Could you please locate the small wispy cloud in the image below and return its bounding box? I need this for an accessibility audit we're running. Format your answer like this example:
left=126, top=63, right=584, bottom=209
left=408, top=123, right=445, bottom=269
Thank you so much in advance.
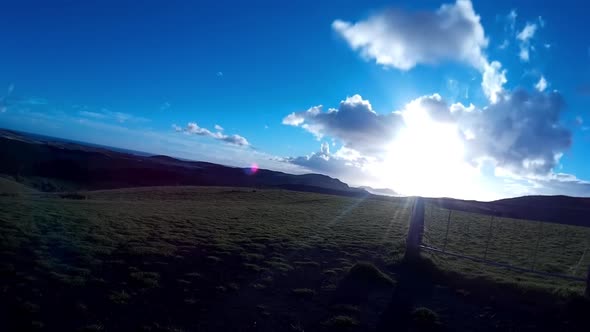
left=175, top=122, right=250, bottom=147
left=0, top=84, right=13, bottom=113
left=535, top=76, right=548, bottom=92
left=516, top=22, right=538, bottom=62
left=507, top=9, right=517, bottom=32
left=160, top=102, right=171, bottom=111
left=216, top=71, right=223, bottom=77
left=78, top=108, right=149, bottom=124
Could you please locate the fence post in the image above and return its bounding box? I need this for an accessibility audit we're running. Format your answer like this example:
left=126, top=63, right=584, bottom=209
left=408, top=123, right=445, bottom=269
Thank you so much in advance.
left=442, top=210, right=452, bottom=252
left=531, top=222, right=544, bottom=271
left=405, top=197, right=425, bottom=260
left=483, top=216, right=494, bottom=261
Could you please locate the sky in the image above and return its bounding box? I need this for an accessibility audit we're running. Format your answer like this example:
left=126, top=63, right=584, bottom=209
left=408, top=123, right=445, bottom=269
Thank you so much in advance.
left=1, top=0, right=590, bottom=200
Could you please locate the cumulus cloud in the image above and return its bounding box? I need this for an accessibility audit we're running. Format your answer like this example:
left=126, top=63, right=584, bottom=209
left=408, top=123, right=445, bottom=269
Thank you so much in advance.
left=218, top=134, right=249, bottom=146
left=457, top=90, right=570, bottom=176
left=535, top=76, right=548, bottom=92
left=332, top=0, right=506, bottom=103
left=285, top=90, right=571, bottom=178
left=175, top=122, right=250, bottom=147
left=282, top=94, right=404, bottom=154
left=283, top=142, right=375, bottom=185
left=516, top=22, right=537, bottom=62
left=482, top=61, right=507, bottom=103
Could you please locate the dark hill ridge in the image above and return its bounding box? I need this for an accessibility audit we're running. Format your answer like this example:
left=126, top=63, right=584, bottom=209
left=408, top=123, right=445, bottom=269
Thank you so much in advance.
left=3, top=128, right=590, bottom=226
left=0, top=129, right=369, bottom=197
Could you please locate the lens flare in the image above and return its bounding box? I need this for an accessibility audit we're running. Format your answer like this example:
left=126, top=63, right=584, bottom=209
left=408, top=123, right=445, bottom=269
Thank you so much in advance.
left=244, top=163, right=259, bottom=175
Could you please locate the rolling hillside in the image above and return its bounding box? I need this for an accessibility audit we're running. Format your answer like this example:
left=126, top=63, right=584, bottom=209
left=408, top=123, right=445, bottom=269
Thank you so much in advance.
left=0, top=129, right=368, bottom=197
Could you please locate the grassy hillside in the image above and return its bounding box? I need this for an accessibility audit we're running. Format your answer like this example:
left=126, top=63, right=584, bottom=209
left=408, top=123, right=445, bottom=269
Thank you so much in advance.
left=0, top=176, right=37, bottom=194
left=423, top=204, right=590, bottom=290
left=1, top=187, right=588, bottom=331
left=0, top=187, right=408, bottom=331
left=0, top=130, right=369, bottom=197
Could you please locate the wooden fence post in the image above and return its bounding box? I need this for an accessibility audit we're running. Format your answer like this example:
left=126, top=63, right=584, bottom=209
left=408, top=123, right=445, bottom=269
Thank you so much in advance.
left=585, top=265, right=590, bottom=298
left=405, top=197, right=425, bottom=260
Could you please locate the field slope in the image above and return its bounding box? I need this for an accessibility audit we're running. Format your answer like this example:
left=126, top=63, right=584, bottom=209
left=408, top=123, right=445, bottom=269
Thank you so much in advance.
left=1, top=187, right=589, bottom=331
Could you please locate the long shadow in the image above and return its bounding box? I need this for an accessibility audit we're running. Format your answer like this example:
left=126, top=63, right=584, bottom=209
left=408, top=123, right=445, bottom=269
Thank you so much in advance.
left=376, top=259, right=441, bottom=332
left=377, top=257, right=590, bottom=332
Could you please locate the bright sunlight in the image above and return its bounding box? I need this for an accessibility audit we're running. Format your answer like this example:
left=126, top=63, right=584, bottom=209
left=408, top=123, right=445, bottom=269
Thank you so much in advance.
left=369, top=102, right=480, bottom=198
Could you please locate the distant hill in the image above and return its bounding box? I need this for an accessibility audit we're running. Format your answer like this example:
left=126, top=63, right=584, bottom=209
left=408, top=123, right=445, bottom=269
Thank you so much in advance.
left=359, top=186, right=399, bottom=196
left=427, top=195, right=590, bottom=227
left=494, top=195, right=590, bottom=210
left=0, top=129, right=369, bottom=197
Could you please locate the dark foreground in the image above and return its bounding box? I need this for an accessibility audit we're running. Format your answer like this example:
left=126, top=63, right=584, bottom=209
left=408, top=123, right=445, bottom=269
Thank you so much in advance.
left=1, top=186, right=589, bottom=331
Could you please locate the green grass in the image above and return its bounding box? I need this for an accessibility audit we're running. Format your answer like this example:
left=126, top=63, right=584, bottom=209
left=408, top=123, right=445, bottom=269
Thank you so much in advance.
left=0, top=176, right=37, bottom=195
left=0, top=186, right=406, bottom=331
left=1, top=185, right=588, bottom=331
left=345, top=262, right=396, bottom=287
left=423, top=204, right=590, bottom=291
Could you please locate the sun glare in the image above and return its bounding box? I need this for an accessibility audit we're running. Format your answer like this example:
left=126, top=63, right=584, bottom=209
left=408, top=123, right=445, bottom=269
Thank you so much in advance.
left=370, top=106, right=480, bottom=198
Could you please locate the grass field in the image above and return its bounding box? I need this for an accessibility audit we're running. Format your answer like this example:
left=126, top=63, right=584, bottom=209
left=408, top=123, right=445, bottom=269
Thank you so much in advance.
left=0, top=186, right=409, bottom=331
left=423, top=204, right=590, bottom=292
left=1, top=185, right=589, bottom=331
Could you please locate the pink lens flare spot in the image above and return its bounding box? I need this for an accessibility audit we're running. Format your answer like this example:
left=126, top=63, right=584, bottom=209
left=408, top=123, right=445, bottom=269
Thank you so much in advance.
left=244, top=163, right=259, bottom=175
left=250, top=163, right=259, bottom=174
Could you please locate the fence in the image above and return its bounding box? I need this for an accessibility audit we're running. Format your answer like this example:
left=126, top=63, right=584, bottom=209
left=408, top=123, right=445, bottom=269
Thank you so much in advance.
left=405, top=197, right=590, bottom=296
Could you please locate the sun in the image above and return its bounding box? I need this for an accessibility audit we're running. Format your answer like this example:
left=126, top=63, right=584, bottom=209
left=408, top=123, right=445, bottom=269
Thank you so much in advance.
left=369, top=105, right=480, bottom=198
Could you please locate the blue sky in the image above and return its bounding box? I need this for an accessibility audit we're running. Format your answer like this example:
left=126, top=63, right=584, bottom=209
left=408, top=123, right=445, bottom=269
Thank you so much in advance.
left=1, top=0, right=590, bottom=199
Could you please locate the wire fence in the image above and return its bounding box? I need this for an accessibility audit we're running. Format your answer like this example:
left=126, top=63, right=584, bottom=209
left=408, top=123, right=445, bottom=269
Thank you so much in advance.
left=407, top=198, right=590, bottom=292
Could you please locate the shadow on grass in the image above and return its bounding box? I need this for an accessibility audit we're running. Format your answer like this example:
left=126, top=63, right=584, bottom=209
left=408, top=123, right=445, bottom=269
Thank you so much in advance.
left=377, top=256, right=590, bottom=332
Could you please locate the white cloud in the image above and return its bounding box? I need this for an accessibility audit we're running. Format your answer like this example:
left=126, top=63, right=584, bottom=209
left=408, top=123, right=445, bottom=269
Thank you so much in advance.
left=79, top=108, right=148, bottom=124
left=214, top=124, right=224, bottom=131
left=332, top=0, right=487, bottom=70
left=282, top=94, right=404, bottom=154
left=285, top=90, right=571, bottom=178
left=516, top=22, right=537, bottom=62
left=0, top=84, right=12, bottom=113
left=517, top=23, right=537, bottom=42
left=457, top=90, right=570, bottom=176
left=481, top=61, right=507, bottom=103
left=535, top=76, right=548, bottom=92
left=160, top=102, right=171, bottom=111
left=332, top=0, right=506, bottom=103
left=519, top=48, right=530, bottom=62
left=176, top=122, right=250, bottom=147
left=507, top=9, right=518, bottom=31
left=283, top=143, right=377, bottom=186
left=186, top=122, right=213, bottom=136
